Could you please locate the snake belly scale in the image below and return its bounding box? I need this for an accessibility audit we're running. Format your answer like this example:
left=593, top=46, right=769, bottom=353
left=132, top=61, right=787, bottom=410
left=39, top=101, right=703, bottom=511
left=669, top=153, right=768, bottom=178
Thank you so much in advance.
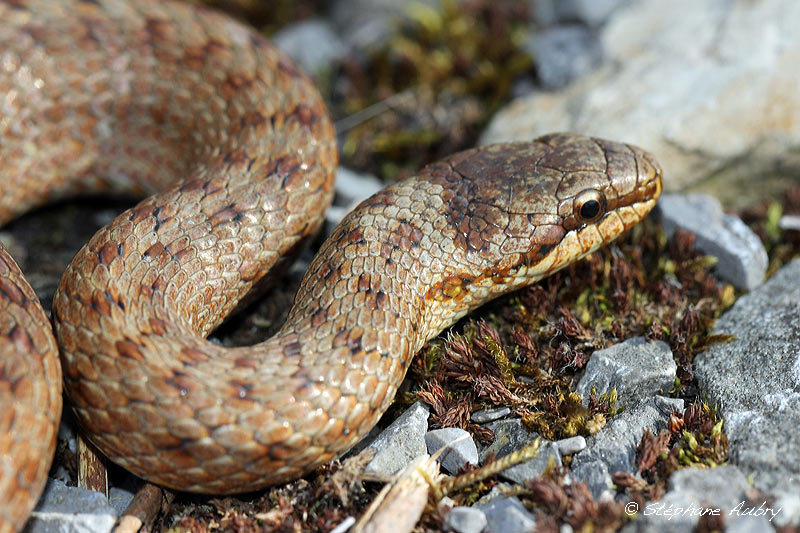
left=0, top=0, right=663, bottom=530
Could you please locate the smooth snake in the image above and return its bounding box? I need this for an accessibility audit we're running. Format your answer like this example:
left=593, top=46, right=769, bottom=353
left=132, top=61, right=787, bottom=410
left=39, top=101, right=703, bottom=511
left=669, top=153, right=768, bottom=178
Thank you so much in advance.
left=0, top=0, right=663, bottom=530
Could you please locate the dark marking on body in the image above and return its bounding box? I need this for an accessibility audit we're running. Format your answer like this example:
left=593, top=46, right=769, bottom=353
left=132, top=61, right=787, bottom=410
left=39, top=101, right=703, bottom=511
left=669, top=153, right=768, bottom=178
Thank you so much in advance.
left=115, top=338, right=145, bottom=361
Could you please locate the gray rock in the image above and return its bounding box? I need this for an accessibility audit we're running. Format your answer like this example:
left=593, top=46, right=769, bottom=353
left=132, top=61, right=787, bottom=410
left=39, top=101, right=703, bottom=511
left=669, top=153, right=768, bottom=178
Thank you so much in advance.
left=108, top=487, right=135, bottom=518
left=726, top=515, right=776, bottom=533
left=525, top=25, right=603, bottom=89
left=571, top=396, right=684, bottom=499
left=504, top=441, right=561, bottom=486
left=780, top=215, right=800, bottom=231
left=476, top=495, right=536, bottom=533
left=529, top=0, right=624, bottom=27
left=479, top=419, right=537, bottom=463
left=623, top=465, right=778, bottom=532
left=556, top=0, right=627, bottom=26
left=480, top=419, right=561, bottom=484
left=443, top=506, right=487, bottom=533
left=471, top=407, right=511, bottom=424
left=657, top=194, right=767, bottom=290
left=331, top=0, right=438, bottom=50
left=23, top=478, right=116, bottom=533
left=334, top=167, right=384, bottom=205
left=772, top=493, right=800, bottom=528
left=695, top=259, right=800, bottom=506
left=326, top=167, right=385, bottom=225
left=272, top=19, right=347, bottom=76
left=482, top=0, right=800, bottom=195
left=576, top=337, right=676, bottom=409
left=528, top=0, right=559, bottom=26
left=555, top=436, right=587, bottom=456
left=364, top=401, right=430, bottom=475
left=425, top=428, right=479, bottom=474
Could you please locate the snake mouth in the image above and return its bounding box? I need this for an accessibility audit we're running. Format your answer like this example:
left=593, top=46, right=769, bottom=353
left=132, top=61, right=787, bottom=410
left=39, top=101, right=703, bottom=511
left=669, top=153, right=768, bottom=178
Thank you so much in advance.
left=533, top=179, right=662, bottom=280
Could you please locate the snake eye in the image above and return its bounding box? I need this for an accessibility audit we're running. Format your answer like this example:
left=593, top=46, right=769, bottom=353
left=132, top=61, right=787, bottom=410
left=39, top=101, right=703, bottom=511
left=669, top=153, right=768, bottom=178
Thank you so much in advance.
left=574, top=189, right=606, bottom=224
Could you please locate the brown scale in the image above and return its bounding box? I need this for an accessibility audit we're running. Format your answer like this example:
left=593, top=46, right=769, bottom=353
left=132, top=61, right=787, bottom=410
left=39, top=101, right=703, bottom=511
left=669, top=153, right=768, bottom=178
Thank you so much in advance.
left=0, top=0, right=662, bottom=530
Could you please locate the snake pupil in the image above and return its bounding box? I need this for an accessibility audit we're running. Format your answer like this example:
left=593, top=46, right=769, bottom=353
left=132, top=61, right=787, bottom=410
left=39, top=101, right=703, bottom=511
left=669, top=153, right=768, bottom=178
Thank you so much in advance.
left=580, top=199, right=601, bottom=220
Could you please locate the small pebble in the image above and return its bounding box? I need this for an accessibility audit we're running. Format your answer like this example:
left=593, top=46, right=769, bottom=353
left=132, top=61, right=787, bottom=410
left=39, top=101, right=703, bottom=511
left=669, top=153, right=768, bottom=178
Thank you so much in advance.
left=477, top=495, right=537, bottom=533
left=364, top=402, right=429, bottom=475
left=657, top=193, right=767, bottom=290
left=555, top=436, right=587, bottom=456
left=443, top=506, right=487, bottom=533
left=779, top=214, right=800, bottom=231
left=425, top=428, right=479, bottom=474
left=26, top=479, right=117, bottom=533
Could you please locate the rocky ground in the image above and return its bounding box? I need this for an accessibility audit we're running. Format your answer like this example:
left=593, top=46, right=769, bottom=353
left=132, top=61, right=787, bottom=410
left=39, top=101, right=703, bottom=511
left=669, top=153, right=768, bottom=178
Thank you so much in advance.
left=3, top=0, right=800, bottom=532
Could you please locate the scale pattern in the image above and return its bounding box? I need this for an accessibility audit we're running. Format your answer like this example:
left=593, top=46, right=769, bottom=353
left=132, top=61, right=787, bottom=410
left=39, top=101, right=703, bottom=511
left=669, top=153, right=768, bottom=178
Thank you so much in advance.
left=0, top=0, right=663, bottom=530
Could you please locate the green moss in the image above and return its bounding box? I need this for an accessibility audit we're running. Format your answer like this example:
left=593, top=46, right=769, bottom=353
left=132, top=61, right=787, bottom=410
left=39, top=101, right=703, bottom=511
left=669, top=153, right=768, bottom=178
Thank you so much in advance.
left=330, top=0, right=533, bottom=179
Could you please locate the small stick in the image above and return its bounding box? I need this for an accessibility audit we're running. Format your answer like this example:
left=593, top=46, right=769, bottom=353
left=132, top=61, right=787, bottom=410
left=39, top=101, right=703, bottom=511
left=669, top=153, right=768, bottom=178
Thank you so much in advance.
left=113, top=483, right=173, bottom=533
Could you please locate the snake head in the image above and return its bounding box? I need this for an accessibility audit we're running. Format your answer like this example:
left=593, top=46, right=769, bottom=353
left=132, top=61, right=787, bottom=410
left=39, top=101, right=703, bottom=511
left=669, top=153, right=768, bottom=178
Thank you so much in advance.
left=435, top=132, right=663, bottom=294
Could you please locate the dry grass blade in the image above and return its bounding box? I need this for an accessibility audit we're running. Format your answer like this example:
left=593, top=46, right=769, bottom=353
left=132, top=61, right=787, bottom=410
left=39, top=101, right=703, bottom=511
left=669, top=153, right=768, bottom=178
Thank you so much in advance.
left=438, top=438, right=541, bottom=498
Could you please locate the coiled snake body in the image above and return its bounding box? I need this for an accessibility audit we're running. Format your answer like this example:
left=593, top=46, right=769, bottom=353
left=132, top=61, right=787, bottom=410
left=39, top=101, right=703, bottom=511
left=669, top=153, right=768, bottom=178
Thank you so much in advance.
left=0, top=0, right=663, bottom=530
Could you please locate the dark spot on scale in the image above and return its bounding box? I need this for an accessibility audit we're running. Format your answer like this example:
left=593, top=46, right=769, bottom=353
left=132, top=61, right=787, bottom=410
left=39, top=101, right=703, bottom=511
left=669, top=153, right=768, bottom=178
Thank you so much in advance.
left=229, top=379, right=254, bottom=392
left=249, top=34, right=266, bottom=49
left=284, top=341, right=302, bottom=358
left=539, top=242, right=556, bottom=257
left=276, top=55, right=302, bottom=79
left=348, top=337, right=362, bottom=353
left=376, top=290, right=388, bottom=307
left=10, top=326, right=33, bottom=354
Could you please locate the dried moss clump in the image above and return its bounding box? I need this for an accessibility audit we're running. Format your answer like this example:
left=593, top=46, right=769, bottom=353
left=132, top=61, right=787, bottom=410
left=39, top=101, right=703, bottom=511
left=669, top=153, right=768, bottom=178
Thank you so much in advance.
left=740, top=185, right=800, bottom=276
left=164, top=451, right=381, bottom=532
left=614, top=401, right=728, bottom=503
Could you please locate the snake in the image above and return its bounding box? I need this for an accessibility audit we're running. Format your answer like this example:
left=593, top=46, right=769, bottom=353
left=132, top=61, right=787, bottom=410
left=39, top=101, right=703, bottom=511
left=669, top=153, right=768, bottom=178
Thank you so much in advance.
left=0, top=0, right=663, bottom=530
